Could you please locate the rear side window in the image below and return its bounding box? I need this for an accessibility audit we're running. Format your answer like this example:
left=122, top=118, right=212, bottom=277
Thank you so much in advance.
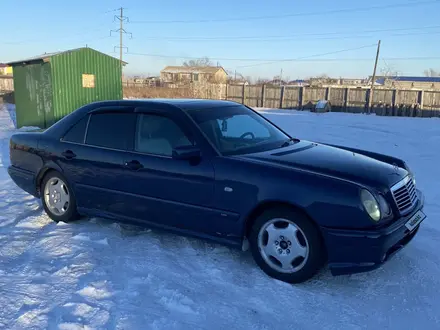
left=85, top=112, right=136, bottom=150
left=63, top=115, right=89, bottom=143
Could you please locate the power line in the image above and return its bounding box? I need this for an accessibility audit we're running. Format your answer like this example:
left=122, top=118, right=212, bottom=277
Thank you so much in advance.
left=133, top=30, right=440, bottom=43
left=236, top=44, right=379, bottom=68
left=4, top=21, right=440, bottom=47
left=133, top=24, right=440, bottom=41
left=2, top=28, right=108, bottom=45
left=125, top=44, right=376, bottom=63
left=3, top=8, right=122, bottom=45
left=104, top=7, right=127, bottom=14
left=124, top=52, right=440, bottom=63
left=130, top=1, right=439, bottom=24
left=6, top=24, right=440, bottom=47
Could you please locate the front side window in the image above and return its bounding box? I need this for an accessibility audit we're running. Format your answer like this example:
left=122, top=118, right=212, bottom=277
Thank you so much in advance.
left=85, top=112, right=136, bottom=150
left=135, top=114, right=193, bottom=156
left=186, top=105, right=291, bottom=155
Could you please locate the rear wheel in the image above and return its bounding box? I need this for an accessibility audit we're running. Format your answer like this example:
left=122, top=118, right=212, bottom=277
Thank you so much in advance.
left=249, top=207, right=325, bottom=284
left=41, top=171, right=79, bottom=222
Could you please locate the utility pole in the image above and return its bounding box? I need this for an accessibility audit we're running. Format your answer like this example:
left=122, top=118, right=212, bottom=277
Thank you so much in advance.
left=110, top=7, right=132, bottom=76
left=368, top=40, right=381, bottom=114
left=119, top=7, right=123, bottom=66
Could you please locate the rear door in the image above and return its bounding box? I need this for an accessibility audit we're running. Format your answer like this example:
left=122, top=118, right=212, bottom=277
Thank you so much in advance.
left=58, top=107, right=137, bottom=217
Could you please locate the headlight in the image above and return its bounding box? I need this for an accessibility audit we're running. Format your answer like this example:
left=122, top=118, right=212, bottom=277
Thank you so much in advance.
left=360, top=189, right=381, bottom=222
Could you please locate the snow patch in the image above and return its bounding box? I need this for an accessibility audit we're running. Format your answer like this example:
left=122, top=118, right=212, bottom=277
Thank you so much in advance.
left=72, top=233, right=92, bottom=242
left=77, top=282, right=113, bottom=300
left=157, top=288, right=198, bottom=315
left=72, top=233, right=109, bottom=245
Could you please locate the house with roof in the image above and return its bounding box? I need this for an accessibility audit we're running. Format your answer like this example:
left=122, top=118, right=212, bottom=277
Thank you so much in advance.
left=160, top=66, right=228, bottom=84
left=287, top=79, right=310, bottom=87
left=371, top=76, right=440, bottom=90
left=0, top=63, right=13, bottom=75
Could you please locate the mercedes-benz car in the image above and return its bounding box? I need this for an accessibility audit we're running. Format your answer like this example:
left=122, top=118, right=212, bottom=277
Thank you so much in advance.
left=7, top=99, right=426, bottom=283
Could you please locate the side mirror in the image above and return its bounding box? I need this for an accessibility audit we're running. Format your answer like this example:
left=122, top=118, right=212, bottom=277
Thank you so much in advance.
left=172, top=145, right=201, bottom=160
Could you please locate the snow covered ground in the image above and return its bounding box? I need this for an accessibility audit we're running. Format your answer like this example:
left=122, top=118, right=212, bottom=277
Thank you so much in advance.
left=0, top=103, right=439, bottom=329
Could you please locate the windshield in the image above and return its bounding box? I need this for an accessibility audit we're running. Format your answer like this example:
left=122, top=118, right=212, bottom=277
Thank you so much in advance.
left=186, top=105, right=292, bottom=155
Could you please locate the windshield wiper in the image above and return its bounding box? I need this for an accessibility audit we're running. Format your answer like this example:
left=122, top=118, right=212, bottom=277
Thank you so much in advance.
left=280, top=137, right=300, bottom=148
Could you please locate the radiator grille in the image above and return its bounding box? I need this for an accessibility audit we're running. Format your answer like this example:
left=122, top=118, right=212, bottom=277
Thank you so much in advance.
left=391, top=176, right=417, bottom=213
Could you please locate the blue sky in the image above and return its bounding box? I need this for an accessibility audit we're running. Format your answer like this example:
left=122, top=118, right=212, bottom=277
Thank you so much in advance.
left=2, top=0, right=440, bottom=80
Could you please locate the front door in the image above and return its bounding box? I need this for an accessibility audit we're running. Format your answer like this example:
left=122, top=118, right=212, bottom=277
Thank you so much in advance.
left=118, top=111, right=217, bottom=234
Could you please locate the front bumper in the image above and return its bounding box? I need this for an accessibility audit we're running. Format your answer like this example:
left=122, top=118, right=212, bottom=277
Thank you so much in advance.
left=321, top=190, right=426, bottom=276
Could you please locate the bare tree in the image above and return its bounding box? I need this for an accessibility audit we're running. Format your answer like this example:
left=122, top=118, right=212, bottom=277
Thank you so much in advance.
left=255, top=78, right=270, bottom=85
left=309, top=73, right=332, bottom=86
left=378, top=62, right=401, bottom=88
left=226, top=70, right=243, bottom=80
left=183, top=57, right=213, bottom=67
left=424, top=68, right=440, bottom=77
left=380, top=63, right=399, bottom=78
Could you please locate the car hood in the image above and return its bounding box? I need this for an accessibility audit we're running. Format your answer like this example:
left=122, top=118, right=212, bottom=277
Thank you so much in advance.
left=238, top=140, right=408, bottom=189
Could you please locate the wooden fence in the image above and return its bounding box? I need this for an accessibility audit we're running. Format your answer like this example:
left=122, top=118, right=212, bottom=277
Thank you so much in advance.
left=225, top=84, right=440, bottom=117
left=124, top=82, right=440, bottom=117
left=4, top=74, right=440, bottom=117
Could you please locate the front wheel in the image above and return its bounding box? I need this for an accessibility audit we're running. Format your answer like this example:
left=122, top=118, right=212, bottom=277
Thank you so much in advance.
left=249, top=207, right=325, bottom=284
left=41, top=171, right=79, bottom=223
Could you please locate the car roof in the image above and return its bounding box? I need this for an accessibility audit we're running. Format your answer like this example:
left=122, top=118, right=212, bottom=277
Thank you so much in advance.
left=44, top=99, right=243, bottom=138
left=86, top=98, right=241, bottom=113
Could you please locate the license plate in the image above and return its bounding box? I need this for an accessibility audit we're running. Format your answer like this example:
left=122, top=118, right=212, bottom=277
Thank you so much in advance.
left=405, top=210, right=426, bottom=231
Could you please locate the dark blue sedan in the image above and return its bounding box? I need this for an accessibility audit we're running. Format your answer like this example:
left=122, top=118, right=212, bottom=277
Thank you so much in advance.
left=8, top=99, right=426, bottom=283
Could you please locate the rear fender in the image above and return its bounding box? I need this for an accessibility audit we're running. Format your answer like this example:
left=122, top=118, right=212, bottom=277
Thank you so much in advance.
left=35, top=161, right=64, bottom=194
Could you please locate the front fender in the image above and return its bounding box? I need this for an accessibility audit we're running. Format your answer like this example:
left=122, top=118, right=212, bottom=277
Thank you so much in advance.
left=242, top=170, right=377, bottom=233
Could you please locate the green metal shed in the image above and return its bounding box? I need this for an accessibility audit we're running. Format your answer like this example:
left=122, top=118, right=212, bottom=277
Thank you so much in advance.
left=7, top=47, right=126, bottom=128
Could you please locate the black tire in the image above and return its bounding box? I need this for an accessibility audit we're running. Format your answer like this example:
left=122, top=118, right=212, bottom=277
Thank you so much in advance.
left=249, top=207, right=325, bottom=284
left=40, top=170, right=79, bottom=223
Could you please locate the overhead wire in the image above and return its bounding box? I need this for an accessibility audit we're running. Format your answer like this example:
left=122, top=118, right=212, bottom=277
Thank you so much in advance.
left=125, top=44, right=377, bottom=63
left=1, top=8, right=120, bottom=46
left=132, top=25, right=440, bottom=41
left=4, top=1, right=439, bottom=73
left=129, top=1, right=440, bottom=24
left=235, top=44, right=379, bottom=68
left=134, top=30, right=440, bottom=43
left=124, top=51, right=440, bottom=66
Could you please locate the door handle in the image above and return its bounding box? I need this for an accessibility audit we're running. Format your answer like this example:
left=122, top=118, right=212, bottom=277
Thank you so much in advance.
left=124, top=160, right=143, bottom=170
left=62, top=150, right=76, bottom=159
